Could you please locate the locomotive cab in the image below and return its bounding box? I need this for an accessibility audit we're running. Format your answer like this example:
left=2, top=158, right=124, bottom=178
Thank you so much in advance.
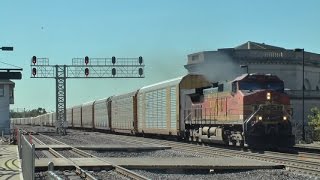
left=234, top=74, right=295, bottom=147
left=186, top=73, right=295, bottom=148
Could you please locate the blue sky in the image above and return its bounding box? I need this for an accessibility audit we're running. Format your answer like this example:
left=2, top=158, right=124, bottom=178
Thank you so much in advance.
left=1, top=0, right=319, bottom=112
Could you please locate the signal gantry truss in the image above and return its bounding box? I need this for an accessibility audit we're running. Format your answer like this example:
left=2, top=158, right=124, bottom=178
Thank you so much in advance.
left=31, top=56, right=145, bottom=135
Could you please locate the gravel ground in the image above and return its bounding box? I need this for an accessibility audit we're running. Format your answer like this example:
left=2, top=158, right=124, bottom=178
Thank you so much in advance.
left=35, top=150, right=47, bottom=158
left=28, top=127, right=320, bottom=180
left=35, top=170, right=82, bottom=180
left=56, top=150, right=82, bottom=158
left=132, top=169, right=319, bottom=180
left=35, top=170, right=132, bottom=180
left=33, top=134, right=56, bottom=145
left=85, top=149, right=198, bottom=158
left=45, top=131, right=137, bottom=146
left=91, top=170, right=130, bottom=180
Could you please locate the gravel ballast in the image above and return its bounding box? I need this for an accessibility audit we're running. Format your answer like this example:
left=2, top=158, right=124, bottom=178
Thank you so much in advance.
left=132, top=169, right=319, bottom=180
left=28, top=127, right=320, bottom=180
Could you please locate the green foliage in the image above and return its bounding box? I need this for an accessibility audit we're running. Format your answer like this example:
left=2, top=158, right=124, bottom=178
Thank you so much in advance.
left=10, top=108, right=47, bottom=118
left=308, top=107, right=320, bottom=141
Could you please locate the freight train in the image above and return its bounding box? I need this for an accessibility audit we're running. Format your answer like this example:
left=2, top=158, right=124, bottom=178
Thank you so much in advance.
left=12, top=73, right=295, bottom=148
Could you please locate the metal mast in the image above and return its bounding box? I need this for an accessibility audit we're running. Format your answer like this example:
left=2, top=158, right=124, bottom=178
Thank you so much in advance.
left=31, top=56, right=145, bottom=135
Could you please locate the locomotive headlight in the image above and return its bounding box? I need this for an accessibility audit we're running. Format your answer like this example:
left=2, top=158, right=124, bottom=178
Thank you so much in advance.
left=283, top=116, right=287, bottom=120
left=258, top=116, right=263, bottom=120
left=266, top=92, right=271, bottom=100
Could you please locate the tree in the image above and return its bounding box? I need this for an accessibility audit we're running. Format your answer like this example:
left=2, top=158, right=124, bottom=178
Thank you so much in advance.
left=10, top=108, right=47, bottom=118
left=308, top=107, right=320, bottom=141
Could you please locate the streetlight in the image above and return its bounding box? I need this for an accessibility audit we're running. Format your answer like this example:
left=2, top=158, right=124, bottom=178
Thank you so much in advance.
left=294, top=48, right=305, bottom=141
left=0, top=47, right=14, bottom=51
left=240, top=65, right=249, bottom=74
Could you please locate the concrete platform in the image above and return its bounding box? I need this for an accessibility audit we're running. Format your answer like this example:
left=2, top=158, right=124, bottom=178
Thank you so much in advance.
left=295, top=142, right=320, bottom=150
left=35, top=157, right=284, bottom=171
left=35, top=145, right=171, bottom=151
left=0, top=145, right=22, bottom=180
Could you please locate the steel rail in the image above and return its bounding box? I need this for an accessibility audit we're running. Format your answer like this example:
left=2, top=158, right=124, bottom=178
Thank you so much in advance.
left=37, top=133, right=150, bottom=180
left=30, top=134, right=98, bottom=180
left=103, top=133, right=320, bottom=177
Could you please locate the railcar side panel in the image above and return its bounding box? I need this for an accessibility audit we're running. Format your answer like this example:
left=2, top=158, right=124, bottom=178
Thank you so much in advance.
left=72, top=105, right=82, bottom=128
left=94, top=98, right=110, bottom=130
left=66, top=108, right=73, bottom=128
left=82, top=101, right=95, bottom=128
left=137, top=85, right=179, bottom=135
left=111, top=92, right=137, bottom=133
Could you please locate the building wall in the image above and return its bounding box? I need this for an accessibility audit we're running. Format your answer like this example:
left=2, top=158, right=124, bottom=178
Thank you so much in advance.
left=0, top=83, right=11, bottom=134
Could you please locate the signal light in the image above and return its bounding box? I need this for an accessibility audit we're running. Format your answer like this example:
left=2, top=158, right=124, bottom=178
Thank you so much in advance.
left=112, top=56, right=116, bottom=64
left=112, top=68, right=116, bottom=76
left=85, top=68, right=89, bottom=76
left=266, top=92, right=271, bottom=100
left=85, top=56, right=89, bottom=65
left=32, top=56, right=37, bottom=64
left=32, top=68, right=37, bottom=76
left=138, top=56, right=143, bottom=64
left=139, top=68, right=143, bottom=76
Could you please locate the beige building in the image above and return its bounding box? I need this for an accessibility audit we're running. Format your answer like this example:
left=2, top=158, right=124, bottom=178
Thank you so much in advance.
left=184, top=41, right=320, bottom=141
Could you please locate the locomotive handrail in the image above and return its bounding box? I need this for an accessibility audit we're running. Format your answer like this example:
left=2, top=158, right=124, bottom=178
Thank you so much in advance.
left=243, top=105, right=262, bottom=134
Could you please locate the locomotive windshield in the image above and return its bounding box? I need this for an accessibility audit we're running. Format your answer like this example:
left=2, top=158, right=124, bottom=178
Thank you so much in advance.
left=238, top=81, right=284, bottom=92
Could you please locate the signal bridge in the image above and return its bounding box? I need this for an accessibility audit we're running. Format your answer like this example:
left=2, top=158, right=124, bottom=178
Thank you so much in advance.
left=31, top=56, right=145, bottom=135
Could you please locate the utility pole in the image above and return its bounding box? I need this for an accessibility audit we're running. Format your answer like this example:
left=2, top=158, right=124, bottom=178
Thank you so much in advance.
left=31, top=56, right=145, bottom=135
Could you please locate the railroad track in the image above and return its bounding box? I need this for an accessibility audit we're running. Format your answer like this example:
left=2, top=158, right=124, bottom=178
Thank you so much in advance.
left=31, top=132, right=150, bottom=180
left=20, top=127, right=320, bottom=177
left=98, top=133, right=320, bottom=177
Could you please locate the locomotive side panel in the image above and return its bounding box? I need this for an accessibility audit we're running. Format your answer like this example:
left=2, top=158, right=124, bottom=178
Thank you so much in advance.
left=200, top=91, right=244, bottom=124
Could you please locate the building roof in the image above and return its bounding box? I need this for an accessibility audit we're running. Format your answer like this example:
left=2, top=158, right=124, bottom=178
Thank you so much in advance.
left=0, top=80, right=15, bottom=85
left=234, top=41, right=285, bottom=50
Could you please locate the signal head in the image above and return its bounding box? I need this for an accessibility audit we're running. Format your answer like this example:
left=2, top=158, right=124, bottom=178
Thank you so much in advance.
left=85, top=56, right=89, bottom=65
left=112, top=68, right=116, bottom=76
left=112, top=56, right=116, bottom=64
left=139, top=68, right=143, bottom=76
left=85, top=68, right=89, bottom=76
left=32, top=56, right=37, bottom=64
left=32, top=68, right=37, bottom=76
left=138, top=56, right=143, bottom=65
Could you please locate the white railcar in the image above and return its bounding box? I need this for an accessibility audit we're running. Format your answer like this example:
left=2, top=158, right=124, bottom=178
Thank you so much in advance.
left=72, top=105, right=82, bottom=127
left=82, top=101, right=95, bottom=128
left=137, top=74, right=211, bottom=136
left=111, top=91, right=137, bottom=133
left=94, top=97, right=111, bottom=130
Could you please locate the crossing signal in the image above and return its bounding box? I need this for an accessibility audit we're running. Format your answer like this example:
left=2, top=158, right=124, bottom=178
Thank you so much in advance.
left=32, top=68, right=37, bottom=76
left=85, top=56, right=89, bottom=65
left=85, top=68, right=89, bottom=76
left=32, top=56, right=37, bottom=64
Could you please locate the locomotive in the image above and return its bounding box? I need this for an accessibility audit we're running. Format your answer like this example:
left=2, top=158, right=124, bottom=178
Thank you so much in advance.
left=11, top=73, right=295, bottom=148
left=185, top=73, right=295, bottom=147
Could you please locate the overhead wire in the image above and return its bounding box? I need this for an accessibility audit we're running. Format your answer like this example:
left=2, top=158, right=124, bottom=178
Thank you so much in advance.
left=0, top=60, right=23, bottom=69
